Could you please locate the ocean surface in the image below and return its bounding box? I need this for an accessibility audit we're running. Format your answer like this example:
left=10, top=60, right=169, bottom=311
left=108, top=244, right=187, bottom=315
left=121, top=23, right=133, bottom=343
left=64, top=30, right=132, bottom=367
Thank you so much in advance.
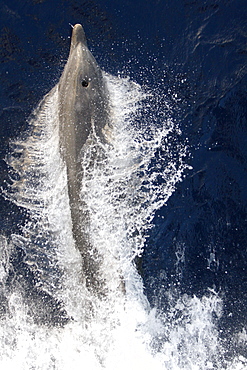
left=0, top=1, right=247, bottom=368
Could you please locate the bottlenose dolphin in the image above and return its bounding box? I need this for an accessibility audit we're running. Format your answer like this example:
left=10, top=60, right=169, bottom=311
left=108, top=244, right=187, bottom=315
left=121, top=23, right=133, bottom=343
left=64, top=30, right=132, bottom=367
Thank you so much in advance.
left=3, top=24, right=119, bottom=320
left=58, top=24, right=111, bottom=291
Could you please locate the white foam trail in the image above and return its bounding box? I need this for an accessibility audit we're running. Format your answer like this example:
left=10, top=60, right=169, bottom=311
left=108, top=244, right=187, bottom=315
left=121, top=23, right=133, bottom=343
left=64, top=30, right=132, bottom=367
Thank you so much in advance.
left=0, top=73, right=245, bottom=369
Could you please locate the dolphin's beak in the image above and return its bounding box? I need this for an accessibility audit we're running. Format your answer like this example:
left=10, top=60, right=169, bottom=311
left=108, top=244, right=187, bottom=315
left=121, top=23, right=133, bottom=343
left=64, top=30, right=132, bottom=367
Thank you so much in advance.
left=69, top=24, right=88, bottom=56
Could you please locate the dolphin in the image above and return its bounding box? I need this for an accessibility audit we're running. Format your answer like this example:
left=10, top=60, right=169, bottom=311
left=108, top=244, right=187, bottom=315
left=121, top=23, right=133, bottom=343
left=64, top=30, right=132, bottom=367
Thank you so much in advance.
left=58, top=24, right=111, bottom=292
left=3, top=24, right=118, bottom=316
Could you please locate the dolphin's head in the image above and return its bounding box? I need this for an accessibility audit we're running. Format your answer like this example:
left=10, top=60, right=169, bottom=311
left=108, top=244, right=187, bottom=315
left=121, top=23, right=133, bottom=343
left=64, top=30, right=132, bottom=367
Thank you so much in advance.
left=59, top=23, right=106, bottom=110
left=67, top=24, right=95, bottom=90
left=58, top=23, right=109, bottom=157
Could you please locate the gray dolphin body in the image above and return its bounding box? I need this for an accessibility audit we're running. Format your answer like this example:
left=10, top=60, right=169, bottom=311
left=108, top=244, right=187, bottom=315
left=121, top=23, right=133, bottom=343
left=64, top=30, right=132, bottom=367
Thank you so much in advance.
left=58, top=24, right=111, bottom=291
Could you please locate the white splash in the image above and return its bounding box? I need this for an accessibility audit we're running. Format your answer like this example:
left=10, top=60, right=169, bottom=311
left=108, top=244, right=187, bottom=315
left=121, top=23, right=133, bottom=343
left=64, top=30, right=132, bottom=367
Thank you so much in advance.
left=0, top=73, right=243, bottom=369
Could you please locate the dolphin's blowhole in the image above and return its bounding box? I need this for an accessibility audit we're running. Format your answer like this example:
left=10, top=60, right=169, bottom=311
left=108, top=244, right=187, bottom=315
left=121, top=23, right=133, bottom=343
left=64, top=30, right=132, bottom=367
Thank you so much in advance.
left=81, top=79, right=89, bottom=87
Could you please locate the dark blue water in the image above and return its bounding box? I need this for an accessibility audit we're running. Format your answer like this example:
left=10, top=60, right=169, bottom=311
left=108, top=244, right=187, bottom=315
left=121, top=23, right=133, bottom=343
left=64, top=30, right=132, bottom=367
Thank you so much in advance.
left=0, top=0, right=247, bottom=365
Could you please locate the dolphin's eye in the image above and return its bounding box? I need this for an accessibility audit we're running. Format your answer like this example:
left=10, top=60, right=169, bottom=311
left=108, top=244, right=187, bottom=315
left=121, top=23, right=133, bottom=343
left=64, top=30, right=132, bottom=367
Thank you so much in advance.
left=81, top=79, right=89, bottom=87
